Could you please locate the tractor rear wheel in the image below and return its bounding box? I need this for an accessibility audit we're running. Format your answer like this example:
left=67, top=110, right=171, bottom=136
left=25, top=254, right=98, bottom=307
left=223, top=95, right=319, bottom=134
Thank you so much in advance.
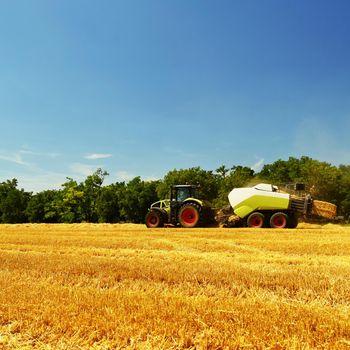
left=145, top=210, right=164, bottom=228
left=247, top=212, right=265, bottom=228
left=269, top=212, right=288, bottom=228
left=178, top=203, right=201, bottom=228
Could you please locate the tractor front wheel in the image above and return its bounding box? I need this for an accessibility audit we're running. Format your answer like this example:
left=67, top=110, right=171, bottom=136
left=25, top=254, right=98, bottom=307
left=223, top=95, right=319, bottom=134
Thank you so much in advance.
left=145, top=210, right=164, bottom=228
left=178, top=203, right=201, bottom=228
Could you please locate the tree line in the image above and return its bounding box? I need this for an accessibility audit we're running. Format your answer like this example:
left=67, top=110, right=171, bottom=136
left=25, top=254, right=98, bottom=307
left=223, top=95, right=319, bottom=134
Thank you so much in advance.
left=0, top=156, right=349, bottom=224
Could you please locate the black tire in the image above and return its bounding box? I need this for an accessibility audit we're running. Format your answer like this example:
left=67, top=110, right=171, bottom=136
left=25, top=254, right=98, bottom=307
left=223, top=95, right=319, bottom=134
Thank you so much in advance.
left=247, top=212, right=265, bottom=228
left=178, top=203, right=201, bottom=228
left=145, top=210, right=164, bottom=228
left=288, top=213, right=298, bottom=228
left=270, top=212, right=289, bottom=228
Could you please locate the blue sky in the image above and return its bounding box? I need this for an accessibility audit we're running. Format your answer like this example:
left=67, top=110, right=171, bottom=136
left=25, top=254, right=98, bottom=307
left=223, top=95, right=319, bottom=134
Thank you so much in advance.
left=1, top=0, right=350, bottom=192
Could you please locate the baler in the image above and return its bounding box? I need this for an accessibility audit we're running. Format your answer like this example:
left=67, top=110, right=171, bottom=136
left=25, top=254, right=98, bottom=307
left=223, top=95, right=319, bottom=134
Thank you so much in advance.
left=216, top=183, right=337, bottom=228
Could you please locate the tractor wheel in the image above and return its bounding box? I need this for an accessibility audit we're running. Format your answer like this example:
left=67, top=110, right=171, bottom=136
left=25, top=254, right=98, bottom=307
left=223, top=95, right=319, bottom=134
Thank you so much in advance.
left=145, top=210, right=164, bottom=228
left=178, top=203, right=201, bottom=228
left=247, top=212, right=265, bottom=228
left=270, top=212, right=289, bottom=229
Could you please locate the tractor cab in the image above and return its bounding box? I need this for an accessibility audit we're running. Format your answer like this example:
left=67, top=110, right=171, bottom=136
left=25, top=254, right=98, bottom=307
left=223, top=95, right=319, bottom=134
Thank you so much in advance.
left=171, top=185, right=199, bottom=202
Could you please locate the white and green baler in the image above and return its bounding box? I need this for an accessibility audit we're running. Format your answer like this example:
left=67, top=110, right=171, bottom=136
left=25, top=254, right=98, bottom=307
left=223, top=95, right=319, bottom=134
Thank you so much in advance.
left=221, top=183, right=336, bottom=228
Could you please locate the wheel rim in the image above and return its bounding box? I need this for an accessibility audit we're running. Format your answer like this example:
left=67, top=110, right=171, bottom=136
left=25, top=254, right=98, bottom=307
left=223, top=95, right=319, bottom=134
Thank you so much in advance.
left=272, top=214, right=287, bottom=228
left=181, top=208, right=198, bottom=225
left=148, top=214, right=159, bottom=227
left=249, top=214, right=263, bottom=228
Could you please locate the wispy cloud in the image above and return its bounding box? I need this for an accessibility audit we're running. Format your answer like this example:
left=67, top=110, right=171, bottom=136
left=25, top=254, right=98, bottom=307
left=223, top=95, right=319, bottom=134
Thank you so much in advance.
left=0, top=151, right=29, bottom=165
left=0, top=148, right=60, bottom=167
left=16, top=171, right=68, bottom=193
left=70, top=163, right=99, bottom=177
left=251, top=158, right=264, bottom=172
left=84, top=153, right=112, bottom=160
left=20, top=150, right=60, bottom=158
left=115, top=170, right=135, bottom=182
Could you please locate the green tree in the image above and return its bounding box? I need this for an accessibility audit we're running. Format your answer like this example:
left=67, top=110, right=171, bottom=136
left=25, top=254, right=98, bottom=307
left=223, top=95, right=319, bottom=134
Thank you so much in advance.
left=258, top=156, right=340, bottom=203
left=96, top=182, right=125, bottom=223
left=120, top=177, right=159, bottom=223
left=157, top=167, right=218, bottom=202
left=81, top=168, right=109, bottom=222
left=258, top=157, right=302, bottom=184
left=215, top=165, right=229, bottom=179
left=59, top=178, right=85, bottom=223
left=214, top=166, right=255, bottom=206
left=26, top=190, right=61, bottom=223
left=298, top=156, right=340, bottom=202
left=332, top=164, right=350, bottom=216
left=0, top=179, right=31, bottom=223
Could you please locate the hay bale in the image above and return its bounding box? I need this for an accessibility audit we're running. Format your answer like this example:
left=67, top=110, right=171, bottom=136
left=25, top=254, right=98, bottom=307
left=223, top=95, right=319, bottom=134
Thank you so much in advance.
left=311, top=200, right=337, bottom=219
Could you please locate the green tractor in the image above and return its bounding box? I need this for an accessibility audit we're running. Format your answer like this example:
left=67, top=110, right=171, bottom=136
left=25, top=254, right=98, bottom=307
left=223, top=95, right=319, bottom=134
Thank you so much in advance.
left=145, top=185, right=210, bottom=228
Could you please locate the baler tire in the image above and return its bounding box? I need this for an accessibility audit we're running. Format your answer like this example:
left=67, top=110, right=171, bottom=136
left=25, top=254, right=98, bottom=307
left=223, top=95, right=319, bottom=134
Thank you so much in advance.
left=288, top=214, right=298, bottom=229
left=178, top=203, right=201, bottom=228
left=269, top=212, right=289, bottom=229
left=247, top=212, right=265, bottom=228
left=145, top=210, right=164, bottom=228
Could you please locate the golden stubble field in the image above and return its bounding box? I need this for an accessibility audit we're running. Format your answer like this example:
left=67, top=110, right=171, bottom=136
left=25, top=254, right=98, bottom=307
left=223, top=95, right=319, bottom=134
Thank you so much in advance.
left=0, top=224, right=350, bottom=349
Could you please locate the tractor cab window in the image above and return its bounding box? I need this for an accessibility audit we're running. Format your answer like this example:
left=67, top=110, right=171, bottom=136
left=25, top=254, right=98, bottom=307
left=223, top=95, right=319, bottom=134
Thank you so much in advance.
left=176, top=187, right=191, bottom=202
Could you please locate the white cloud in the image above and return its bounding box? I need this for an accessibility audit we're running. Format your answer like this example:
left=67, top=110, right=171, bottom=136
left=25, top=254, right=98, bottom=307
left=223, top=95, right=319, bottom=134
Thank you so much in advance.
left=0, top=148, right=60, bottom=167
left=20, top=150, right=60, bottom=158
left=0, top=151, right=28, bottom=165
left=115, top=170, right=135, bottom=182
left=84, top=153, right=112, bottom=160
left=16, top=171, right=68, bottom=193
left=70, top=163, right=99, bottom=177
left=251, top=158, right=264, bottom=172
left=144, top=176, right=160, bottom=182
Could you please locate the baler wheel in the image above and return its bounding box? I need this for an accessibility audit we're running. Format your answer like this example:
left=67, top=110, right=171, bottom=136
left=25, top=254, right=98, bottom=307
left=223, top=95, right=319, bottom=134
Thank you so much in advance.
left=247, top=212, right=265, bottom=228
left=269, top=212, right=288, bottom=228
left=288, top=213, right=298, bottom=228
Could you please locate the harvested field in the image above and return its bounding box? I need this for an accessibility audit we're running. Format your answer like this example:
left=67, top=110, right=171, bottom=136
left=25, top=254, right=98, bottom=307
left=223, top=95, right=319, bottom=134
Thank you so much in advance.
left=0, top=223, right=350, bottom=349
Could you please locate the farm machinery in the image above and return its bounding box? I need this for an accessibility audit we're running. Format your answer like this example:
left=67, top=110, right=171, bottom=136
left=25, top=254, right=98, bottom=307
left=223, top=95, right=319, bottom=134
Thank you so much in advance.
left=145, top=185, right=212, bottom=228
left=145, top=183, right=337, bottom=229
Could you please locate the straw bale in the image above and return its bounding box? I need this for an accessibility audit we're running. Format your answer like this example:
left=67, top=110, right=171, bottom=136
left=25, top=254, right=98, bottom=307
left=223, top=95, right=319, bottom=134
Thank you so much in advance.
left=311, top=200, right=337, bottom=219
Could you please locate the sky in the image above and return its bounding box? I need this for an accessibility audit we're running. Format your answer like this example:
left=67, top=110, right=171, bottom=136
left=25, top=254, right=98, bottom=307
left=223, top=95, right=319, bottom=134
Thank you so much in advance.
left=1, top=0, right=350, bottom=192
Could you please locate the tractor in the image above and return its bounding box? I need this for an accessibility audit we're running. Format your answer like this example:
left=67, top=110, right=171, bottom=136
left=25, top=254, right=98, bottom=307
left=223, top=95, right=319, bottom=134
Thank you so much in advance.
left=145, top=185, right=210, bottom=228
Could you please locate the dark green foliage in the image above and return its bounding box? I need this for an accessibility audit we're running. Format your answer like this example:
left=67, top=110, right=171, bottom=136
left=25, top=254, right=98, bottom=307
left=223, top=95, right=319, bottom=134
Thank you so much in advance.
left=337, top=165, right=350, bottom=216
left=214, top=166, right=255, bottom=207
left=80, top=169, right=109, bottom=223
left=157, top=167, right=218, bottom=202
left=59, top=178, right=85, bottom=223
left=96, top=183, right=125, bottom=223
left=26, top=190, right=61, bottom=223
left=120, top=177, right=159, bottom=223
left=259, top=156, right=340, bottom=204
left=0, top=179, right=31, bottom=223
